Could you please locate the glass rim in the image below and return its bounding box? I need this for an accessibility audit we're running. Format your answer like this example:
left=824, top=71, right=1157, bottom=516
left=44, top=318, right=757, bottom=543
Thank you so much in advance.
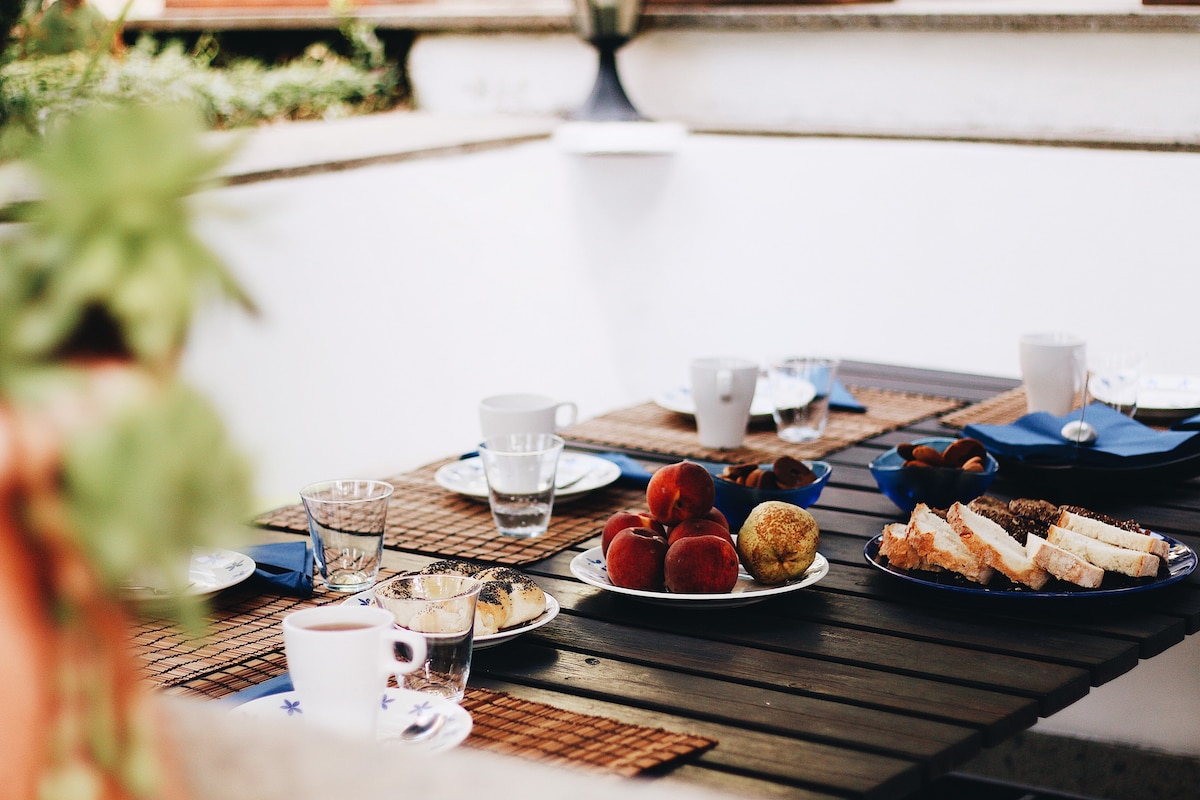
left=299, top=479, right=394, bottom=503
left=377, top=574, right=483, bottom=601
left=477, top=433, right=565, bottom=456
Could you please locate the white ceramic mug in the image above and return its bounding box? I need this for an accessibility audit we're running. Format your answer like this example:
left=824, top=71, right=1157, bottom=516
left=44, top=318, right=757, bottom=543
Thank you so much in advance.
left=479, top=393, right=578, bottom=438
left=282, top=605, right=426, bottom=739
left=690, top=357, right=759, bottom=449
left=1019, top=333, right=1087, bottom=416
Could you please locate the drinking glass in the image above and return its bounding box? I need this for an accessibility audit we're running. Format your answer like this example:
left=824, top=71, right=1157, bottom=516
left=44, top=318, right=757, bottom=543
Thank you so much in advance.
left=1088, top=349, right=1146, bottom=418
left=768, top=357, right=839, bottom=443
left=478, top=433, right=565, bottom=538
left=299, top=479, right=393, bottom=592
left=374, top=575, right=482, bottom=702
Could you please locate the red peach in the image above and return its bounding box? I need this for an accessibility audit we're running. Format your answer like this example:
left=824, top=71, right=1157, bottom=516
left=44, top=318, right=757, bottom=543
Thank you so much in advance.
left=606, top=527, right=668, bottom=592
left=601, top=511, right=666, bottom=555
left=646, top=461, right=715, bottom=526
left=664, top=535, right=740, bottom=594
left=667, top=517, right=734, bottom=548
left=701, top=506, right=729, bottom=531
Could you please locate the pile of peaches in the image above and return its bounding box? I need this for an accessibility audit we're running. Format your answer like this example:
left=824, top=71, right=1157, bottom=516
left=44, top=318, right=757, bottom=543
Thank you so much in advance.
left=601, top=460, right=821, bottom=595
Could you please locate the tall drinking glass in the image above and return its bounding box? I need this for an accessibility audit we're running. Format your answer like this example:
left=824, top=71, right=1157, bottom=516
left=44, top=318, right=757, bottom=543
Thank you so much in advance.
left=478, top=433, right=564, bottom=538
left=299, top=479, right=393, bottom=592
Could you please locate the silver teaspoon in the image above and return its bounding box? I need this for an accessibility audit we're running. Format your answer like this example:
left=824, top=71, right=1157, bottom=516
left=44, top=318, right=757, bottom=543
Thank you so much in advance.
left=1061, top=419, right=1097, bottom=445
left=393, top=712, right=445, bottom=743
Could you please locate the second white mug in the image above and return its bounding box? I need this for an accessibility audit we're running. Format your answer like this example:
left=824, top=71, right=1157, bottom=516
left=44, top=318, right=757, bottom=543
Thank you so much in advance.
left=690, top=357, right=759, bottom=449
left=1019, top=333, right=1086, bottom=416
left=479, top=393, right=578, bottom=438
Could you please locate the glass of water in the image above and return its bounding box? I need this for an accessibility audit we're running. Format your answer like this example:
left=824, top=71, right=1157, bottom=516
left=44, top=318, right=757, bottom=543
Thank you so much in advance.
left=768, top=357, right=840, bottom=443
left=478, top=433, right=564, bottom=538
left=374, top=574, right=481, bottom=703
left=299, top=479, right=393, bottom=592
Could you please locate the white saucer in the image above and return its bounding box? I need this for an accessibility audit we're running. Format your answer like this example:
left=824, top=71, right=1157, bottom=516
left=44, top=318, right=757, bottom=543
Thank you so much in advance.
left=434, top=451, right=621, bottom=503
left=654, top=377, right=777, bottom=420
left=233, top=688, right=471, bottom=752
left=120, top=548, right=256, bottom=601
left=344, top=588, right=560, bottom=650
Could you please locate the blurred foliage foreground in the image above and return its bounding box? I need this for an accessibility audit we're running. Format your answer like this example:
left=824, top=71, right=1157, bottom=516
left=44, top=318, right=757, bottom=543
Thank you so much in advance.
left=0, top=56, right=261, bottom=800
left=0, top=0, right=403, bottom=131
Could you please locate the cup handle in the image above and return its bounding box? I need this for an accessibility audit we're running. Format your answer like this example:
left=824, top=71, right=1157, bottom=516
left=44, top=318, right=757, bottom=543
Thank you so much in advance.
left=555, top=401, right=579, bottom=430
left=716, top=369, right=733, bottom=402
left=381, top=627, right=426, bottom=680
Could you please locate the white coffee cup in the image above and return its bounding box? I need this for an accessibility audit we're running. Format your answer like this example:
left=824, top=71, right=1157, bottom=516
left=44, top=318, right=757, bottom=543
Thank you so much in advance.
left=282, top=605, right=426, bottom=739
left=1019, top=333, right=1087, bottom=416
left=690, top=357, right=759, bottom=449
left=479, top=393, right=578, bottom=438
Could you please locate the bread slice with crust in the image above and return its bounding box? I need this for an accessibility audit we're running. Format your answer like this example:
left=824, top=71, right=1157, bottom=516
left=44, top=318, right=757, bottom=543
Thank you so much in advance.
left=908, top=504, right=995, bottom=584
left=879, top=522, right=938, bottom=572
left=1026, top=533, right=1104, bottom=589
left=1055, top=510, right=1169, bottom=560
left=1046, top=525, right=1160, bottom=578
left=947, top=502, right=1051, bottom=590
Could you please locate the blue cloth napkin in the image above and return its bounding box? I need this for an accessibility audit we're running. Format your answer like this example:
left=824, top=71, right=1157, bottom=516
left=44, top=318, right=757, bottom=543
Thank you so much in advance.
left=220, top=673, right=294, bottom=706
left=243, top=541, right=314, bottom=597
left=593, top=452, right=655, bottom=487
left=964, top=402, right=1200, bottom=467
left=831, top=380, right=865, bottom=413
left=1175, top=412, right=1200, bottom=431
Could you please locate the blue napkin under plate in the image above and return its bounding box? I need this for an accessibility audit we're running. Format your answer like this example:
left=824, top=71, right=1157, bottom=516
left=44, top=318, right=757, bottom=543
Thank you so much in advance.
left=964, top=402, right=1200, bottom=467
left=1174, top=412, right=1200, bottom=432
left=220, top=673, right=294, bottom=706
left=830, top=380, right=866, bottom=414
left=242, top=541, right=314, bottom=597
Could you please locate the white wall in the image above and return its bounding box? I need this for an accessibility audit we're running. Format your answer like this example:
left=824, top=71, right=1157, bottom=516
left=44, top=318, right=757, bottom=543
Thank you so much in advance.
left=408, top=30, right=1200, bottom=144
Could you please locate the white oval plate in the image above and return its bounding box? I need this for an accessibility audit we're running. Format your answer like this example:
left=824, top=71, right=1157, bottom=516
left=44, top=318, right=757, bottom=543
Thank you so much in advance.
left=233, top=688, right=471, bottom=752
left=344, top=589, right=560, bottom=650
left=1131, top=374, right=1200, bottom=423
left=121, top=548, right=256, bottom=601
left=569, top=546, right=828, bottom=609
left=654, top=377, right=775, bottom=420
left=434, top=452, right=621, bottom=503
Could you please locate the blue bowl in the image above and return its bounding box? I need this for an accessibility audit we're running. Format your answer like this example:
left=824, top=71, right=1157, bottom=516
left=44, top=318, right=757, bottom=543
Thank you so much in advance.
left=709, top=461, right=831, bottom=532
left=869, top=436, right=998, bottom=514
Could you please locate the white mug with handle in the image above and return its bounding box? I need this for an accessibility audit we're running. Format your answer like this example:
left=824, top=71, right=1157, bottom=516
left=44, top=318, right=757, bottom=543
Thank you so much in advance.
left=690, top=357, right=759, bottom=449
left=479, top=393, right=578, bottom=438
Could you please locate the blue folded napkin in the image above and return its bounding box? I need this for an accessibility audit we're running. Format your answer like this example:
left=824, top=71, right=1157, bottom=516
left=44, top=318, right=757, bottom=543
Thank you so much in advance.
left=964, top=402, right=1200, bottom=467
left=831, top=380, right=865, bottom=413
left=593, top=452, right=655, bottom=487
left=243, top=541, right=314, bottom=597
left=220, top=673, right=294, bottom=706
left=1175, top=412, right=1200, bottom=432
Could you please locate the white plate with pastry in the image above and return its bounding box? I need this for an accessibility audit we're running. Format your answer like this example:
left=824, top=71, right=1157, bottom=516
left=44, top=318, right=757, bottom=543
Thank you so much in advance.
left=569, top=546, right=828, bottom=609
left=347, top=561, right=559, bottom=649
left=234, top=688, right=471, bottom=752
left=434, top=452, right=621, bottom=503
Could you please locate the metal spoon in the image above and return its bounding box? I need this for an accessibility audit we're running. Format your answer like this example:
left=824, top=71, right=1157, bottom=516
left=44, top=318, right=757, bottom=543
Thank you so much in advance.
left=1060, top=419, right=1097, bottom=445
left=393, top=711, right=445, bottom=743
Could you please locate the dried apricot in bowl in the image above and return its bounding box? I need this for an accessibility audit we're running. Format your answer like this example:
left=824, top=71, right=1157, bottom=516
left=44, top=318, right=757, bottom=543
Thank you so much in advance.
left=870, top=437, right=998, bottom=513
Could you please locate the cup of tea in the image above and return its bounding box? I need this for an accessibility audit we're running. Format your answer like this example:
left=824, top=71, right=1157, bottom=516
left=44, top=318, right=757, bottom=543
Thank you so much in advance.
left=281, top=605, right=426, bottom=738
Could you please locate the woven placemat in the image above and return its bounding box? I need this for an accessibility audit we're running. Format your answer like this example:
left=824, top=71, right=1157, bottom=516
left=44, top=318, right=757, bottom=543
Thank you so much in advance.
left=133, top=579, right=715, bottom=777
left=255, top=461, right=646, bottom=567
left=561, top=387, right=964, bottom=464
left=939, top=387, right=1030, bottom=429
left=460, top=688, right=716, bottom=776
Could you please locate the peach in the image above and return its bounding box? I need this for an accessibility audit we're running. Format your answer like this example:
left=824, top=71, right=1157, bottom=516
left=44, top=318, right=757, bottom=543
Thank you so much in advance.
left=667, top=517, right=734, bottom=548
left=646, top=461, right=715, bottom=526
left=605, top=527, right=668, bottom=592
left=664, top=535, right=740, bottom=594
left=701, top=506, right=729, bottom=531
left=601, top=511, right=666, bottom=555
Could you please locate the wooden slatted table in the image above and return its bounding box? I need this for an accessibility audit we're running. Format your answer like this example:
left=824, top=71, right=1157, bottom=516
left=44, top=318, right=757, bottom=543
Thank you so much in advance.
left=234, top=361, right=1200, bottom=800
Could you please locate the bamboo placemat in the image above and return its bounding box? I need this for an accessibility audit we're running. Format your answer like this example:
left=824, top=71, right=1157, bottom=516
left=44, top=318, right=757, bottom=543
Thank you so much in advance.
left=255, top=462, right=646, bottom=567
left=133, top=574, right=715, bottom=777
left=561, top=387, right=964, bottom=465
left=460, top=688, right=716, bottom=776
left=939, top=387, right=1029, bottom=429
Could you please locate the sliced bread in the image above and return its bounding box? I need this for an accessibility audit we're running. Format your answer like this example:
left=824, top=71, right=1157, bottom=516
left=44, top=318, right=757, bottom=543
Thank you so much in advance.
left=880, top=522, right=939, bottom=572
left=1055, top=510, right=1170, bottom=560
left=1045, top=525, right=1161, bottom=578
left=1026, top=533, right=1104, bottom=589
left=908, top=504, right=995, bottom=584
left=948, top=502, right=1051, bottom=590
